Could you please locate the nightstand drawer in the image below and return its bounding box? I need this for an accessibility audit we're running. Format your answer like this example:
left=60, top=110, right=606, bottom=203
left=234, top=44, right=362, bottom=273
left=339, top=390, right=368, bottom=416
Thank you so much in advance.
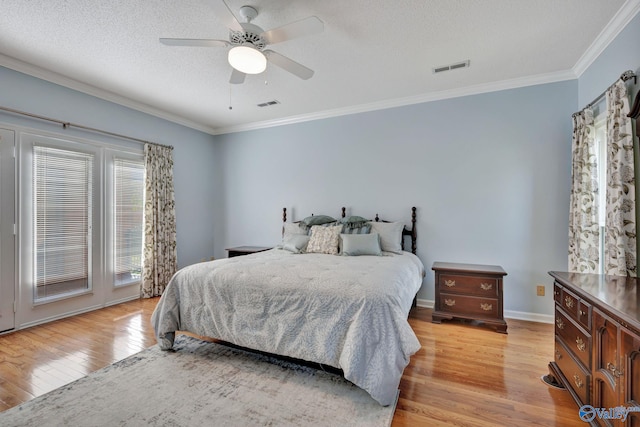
left=438, top=274, right=498, bottom=297
left=432, top=262, right=507, bottom=333
left=226, top=246, right=271, bottom=258
left=555, top=307, right=591, bottom=369
left=438, top=293, right=499, bottom=318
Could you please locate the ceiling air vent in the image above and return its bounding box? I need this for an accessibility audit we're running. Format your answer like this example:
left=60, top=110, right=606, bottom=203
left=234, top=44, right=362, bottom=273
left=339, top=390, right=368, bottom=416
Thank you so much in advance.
left=432, top=60, right=470, bottom=74
left=257, top=100, right=280, bottom=108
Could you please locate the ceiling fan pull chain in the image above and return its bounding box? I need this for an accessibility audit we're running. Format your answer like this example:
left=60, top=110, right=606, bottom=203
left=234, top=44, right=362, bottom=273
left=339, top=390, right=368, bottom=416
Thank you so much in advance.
left=228, top=84, right=233, bottom=110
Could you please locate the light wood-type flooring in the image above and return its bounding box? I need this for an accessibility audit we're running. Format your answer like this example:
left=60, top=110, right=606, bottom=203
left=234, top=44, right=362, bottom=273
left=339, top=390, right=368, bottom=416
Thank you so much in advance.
left=0, top=300, right=579, bottom=426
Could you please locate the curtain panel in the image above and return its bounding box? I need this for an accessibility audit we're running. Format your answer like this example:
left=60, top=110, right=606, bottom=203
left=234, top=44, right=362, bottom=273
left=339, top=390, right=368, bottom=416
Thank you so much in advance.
left=568, top=108, right=600, bottom=273
left=604, top=80, right=636, bottom=276
left=142, top=144, right=177, bottom=298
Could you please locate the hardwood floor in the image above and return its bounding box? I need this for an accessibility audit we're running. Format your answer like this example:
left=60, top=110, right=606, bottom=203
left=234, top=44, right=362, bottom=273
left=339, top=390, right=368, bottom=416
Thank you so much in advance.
left=0, top=300, right=579, bottom=425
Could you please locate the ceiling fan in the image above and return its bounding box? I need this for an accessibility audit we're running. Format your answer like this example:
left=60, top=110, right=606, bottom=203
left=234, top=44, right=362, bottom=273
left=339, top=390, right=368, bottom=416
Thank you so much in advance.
left=160, top=1, right=324, bottom=84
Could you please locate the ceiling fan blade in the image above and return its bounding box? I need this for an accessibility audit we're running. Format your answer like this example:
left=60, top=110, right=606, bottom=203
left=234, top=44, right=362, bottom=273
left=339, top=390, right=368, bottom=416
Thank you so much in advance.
left=229, top=68, right=246, bottom=84
left=159, top=38, right=230, bottom=47
left=261, top=16, right=324, bottom=45
left=211, top=0, right=243, bottom=32
left=264, top=50, right=314, bottom=80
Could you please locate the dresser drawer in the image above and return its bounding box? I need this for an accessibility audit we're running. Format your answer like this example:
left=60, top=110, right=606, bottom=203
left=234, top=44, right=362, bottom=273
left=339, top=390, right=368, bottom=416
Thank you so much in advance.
left=438, top=293, right=499, bottom=318
left=560, top=287, right=592, bottom=330
left=555, top=307, right=591, bottom=369
left=438, top=274, right=498, bottom=297
left=553, top=282, right=562, bottom=304
left=555, top=337, right=590, bottom=405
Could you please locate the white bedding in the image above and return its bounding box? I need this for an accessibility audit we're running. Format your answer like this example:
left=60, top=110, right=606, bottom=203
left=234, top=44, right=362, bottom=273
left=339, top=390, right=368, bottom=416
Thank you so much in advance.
left=151, top=248, right=424, bottom=406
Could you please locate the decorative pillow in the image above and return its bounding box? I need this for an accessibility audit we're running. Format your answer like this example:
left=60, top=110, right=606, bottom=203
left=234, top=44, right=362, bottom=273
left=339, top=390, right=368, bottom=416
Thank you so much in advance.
left=339, top=215, right=369, bottom=227
left=368, top=221, right=404, bottom=254
left=341, top=233, right=382, bottom=256
left=341, top=223, right=372, bottom=234
left=306, top=225, right=342, bottom=255
left=339, top=215, right=371, bottom=234
left=301, top=215, right=336, bottom=227
left=282, top=222, right=307, bottom=240
left=282, top=234, right=310, bottom=254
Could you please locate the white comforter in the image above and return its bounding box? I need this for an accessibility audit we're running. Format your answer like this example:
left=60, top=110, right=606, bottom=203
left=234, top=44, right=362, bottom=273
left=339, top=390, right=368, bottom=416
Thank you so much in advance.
left=151, top=248, right=424, bottom=406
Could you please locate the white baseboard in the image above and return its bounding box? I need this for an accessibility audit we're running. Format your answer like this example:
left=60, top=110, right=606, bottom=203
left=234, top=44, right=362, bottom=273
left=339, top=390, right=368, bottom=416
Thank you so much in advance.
left=14, top=295, right=142, bottom=332
left=17, top=303, right=103, bottom=330
left=415, top=298, right=434, bottom=308
left=415, top=299, right=554, bottom=324
left=504, top=310, right=554, bottom=324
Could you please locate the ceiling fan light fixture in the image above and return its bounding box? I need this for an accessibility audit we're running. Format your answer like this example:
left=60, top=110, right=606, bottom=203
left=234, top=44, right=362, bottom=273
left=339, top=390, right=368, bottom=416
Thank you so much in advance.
left=228, top=45, right=267, bottom=74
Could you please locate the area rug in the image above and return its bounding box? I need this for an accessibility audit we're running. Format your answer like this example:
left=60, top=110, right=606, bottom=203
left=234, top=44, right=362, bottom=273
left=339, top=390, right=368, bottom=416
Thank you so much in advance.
left=0, top=335, right=397, bottom=426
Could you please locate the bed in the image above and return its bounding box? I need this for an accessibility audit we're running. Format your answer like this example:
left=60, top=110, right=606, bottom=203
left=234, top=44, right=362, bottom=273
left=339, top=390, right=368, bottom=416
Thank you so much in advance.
left=151, top=207, right=424, bottom=406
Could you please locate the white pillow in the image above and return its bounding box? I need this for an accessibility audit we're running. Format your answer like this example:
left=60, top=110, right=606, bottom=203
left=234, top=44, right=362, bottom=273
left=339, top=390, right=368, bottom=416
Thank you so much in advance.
left=282, top=222, right=307, bottom=240
left=368, top=221, right=404, bottom=254
left=341, top=233, right=382, bottom=256
left=282, top=234, right=310, bottom=253
left=306, top=225, right=342, bottom=255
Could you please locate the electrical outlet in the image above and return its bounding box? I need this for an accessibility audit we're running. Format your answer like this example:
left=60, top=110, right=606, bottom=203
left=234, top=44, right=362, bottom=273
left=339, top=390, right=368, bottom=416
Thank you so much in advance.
left=536, top=285, right=545, bottom=296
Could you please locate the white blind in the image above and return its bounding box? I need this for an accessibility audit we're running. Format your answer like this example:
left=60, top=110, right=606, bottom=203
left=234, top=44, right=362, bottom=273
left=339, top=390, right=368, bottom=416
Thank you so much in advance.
left=33, top=146, right=93, bottom=296
left=114, top=158, right=144, bottom=286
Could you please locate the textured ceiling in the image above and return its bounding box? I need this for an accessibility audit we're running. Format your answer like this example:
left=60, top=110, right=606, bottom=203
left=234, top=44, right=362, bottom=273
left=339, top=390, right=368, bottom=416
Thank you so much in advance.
left=0, top=0, right=637, bottom=134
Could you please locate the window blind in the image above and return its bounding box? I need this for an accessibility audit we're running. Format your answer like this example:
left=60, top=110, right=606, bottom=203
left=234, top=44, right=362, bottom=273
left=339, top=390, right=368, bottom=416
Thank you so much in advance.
left=33, top=146, right=93, bottom=300
left=114, top=158, right=144, bottom=286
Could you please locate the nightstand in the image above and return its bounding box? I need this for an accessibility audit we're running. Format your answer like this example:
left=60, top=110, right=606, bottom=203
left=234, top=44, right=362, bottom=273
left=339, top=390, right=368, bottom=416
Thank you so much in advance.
left=226, top=246, right=271, bottom=258
left=431, top=262, right=507, bottom=333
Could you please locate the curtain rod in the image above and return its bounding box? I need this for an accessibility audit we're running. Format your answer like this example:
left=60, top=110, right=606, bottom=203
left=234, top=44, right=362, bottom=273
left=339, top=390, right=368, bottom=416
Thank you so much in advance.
left=572, top=70, right=637, bottom=118
left=0, top=105, right=173, bottom=149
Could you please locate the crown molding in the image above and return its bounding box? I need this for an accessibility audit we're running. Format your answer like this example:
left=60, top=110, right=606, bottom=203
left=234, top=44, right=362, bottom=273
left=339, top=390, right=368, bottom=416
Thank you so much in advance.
left=0, top=54, right=218, bottom=135
left=573, top=0, right=640, bottom=77
left=3, top=0, right=637, bottom=138
left=213, top=69, right=577, bottom=135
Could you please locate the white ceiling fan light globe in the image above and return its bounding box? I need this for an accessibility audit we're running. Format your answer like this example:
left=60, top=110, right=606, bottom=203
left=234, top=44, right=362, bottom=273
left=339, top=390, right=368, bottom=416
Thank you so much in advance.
left=228, top=45, right=267, bottom=74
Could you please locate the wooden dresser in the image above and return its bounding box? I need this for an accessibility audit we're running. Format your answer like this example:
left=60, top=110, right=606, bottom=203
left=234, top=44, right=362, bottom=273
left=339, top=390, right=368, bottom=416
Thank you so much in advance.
left=547, top=272, right=640, bottom=426
left=431, top=262, right=507, bottom=333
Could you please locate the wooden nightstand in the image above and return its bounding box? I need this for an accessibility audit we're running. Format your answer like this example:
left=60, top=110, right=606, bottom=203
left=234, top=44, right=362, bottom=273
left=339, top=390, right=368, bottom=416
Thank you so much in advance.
left=431, top=262, right=507, bottom=333
left=226, top=246, right=271, bottom=258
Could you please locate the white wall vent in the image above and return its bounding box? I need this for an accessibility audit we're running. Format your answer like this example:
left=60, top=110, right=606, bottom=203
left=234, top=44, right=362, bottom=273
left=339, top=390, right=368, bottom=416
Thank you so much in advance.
left=257, top=100, right=280, bottom=107
left=432, top=60, right=470, bottom=74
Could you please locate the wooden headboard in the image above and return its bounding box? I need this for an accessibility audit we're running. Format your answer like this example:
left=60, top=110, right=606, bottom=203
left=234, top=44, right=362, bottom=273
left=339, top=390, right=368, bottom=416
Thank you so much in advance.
left=282, top=207, right=417, bottom=255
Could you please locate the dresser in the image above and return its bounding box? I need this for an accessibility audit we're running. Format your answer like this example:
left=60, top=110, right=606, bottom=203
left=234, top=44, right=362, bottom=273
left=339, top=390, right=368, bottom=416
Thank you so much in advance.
left=431, top=262, right=507, bottom=333
left=547, top=272, right=640, bottom=427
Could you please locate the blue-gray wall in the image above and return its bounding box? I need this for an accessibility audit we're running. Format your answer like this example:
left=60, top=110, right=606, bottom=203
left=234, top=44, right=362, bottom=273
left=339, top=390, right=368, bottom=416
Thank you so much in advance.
left=213, top=81, right=576, bottom=317
left=213, top=11, right=640, bottom=319
left=0, top=66, right=217, bottom=268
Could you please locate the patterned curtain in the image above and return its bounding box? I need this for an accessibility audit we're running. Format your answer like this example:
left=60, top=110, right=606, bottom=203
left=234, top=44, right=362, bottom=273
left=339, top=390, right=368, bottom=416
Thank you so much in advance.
left=568, top=108, right=600, bottom=273
left=603, top=79, right=636, bottom=276
left=142, top=144, right=177, bottom=298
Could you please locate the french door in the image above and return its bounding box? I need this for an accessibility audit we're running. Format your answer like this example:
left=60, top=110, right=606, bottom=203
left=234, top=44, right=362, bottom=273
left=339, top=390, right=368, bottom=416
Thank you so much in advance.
left=0, top=128, right=16, bottom=332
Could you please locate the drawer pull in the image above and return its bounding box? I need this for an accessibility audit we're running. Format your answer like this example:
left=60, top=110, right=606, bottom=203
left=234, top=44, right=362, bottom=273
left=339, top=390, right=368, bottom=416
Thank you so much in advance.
left=480, top=303, right=493, bottom=311
left=576, top=337, right=586, bottom=352
left=555, top=350, right=562, bottom=360
left=579, top=309, right=586, bottom=317
left=564, top=296, right=575, bottom=309
left=555, top=318, right=565, bottom=330
left=444, top=280, right=456, bottom=287
left=573, top=374, right=584, bottom=389
left=444, top=299, right=456, bottom=307
left=480, top=283, right=493, bottom=291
